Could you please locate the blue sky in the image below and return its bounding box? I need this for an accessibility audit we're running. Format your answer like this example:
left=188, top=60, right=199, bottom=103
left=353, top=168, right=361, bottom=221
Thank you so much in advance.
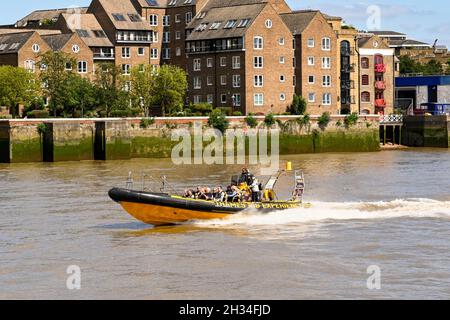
left=1, top=0, right=449, bottom=46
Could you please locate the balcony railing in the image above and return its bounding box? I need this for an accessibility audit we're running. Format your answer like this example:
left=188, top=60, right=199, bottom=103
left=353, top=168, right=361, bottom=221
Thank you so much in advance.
left=93, top=52, right=115, bottom=60
left=375, top=99, right=386, bottom=107
left=375, top=63, right=386, bottom=73
left=375, top=81, right=386, bottom=90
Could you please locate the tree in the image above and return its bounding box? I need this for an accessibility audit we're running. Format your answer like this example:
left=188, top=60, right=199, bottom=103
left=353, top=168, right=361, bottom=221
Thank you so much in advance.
left=130, top=64, right=154, bottom=117
left=0, top=65, right=39, bottom=118
left=208, top=109, right=229, bottom=133
left=65, top=75, right=97, bottom=117
left=287, top=94, right=307, bottom=115
left=424, top=60, right=443, bottom=75
left=39, top=51, right=77, bottom=117
left=399, top=55, right=421, bottom=74
left=151, top=65, right=187, bottom=116
left=94, top=62, right=129, bottom=117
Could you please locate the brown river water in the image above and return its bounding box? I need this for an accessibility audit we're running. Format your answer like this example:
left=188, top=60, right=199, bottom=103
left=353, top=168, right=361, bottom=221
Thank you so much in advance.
left=1, top=149, right=450, bottom=299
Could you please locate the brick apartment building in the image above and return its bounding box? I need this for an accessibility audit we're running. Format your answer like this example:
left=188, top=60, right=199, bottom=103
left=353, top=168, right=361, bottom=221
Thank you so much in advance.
left=0, top=0, right=397, bottom=116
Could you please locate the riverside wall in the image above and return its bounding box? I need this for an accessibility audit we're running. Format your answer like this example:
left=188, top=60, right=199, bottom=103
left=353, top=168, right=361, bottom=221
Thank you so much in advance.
left=402, top=116, right=450, bottom=148
left=0, top=115, right=381, bottom=163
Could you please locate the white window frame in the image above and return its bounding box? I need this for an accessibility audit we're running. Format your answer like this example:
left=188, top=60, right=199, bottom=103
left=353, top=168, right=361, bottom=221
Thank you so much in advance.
left=307, top=56, right=315, bottom=66
left=308, top=93, right=316, bottom=103
left=280, top=93, right=286, bottom=101
left=232, top=56, right=240, bottom=69
left=308, top=75, right=315, bottom=84
left=254, top=93, right=264, bottom=106
left=253, top=56, right=263, bottom=68
left=24, top=60, right=35, bottom=73
left=138, top=47, right=145, bottom=56
left=151, top=48, right=158, bottom=59
left=280, top=74, right=286, bottom=83
left=77, top=61, right=87, bottom=74
left=149, top=14, right=158, bottom=26
left=220, top=94, right=227, bottom=104
left=279, top=56, right=285, bottom=64
left=253, top=36, right=263, bottom=50
left=163, top=15, right=170, bottom=27
left=322, top=75, right=331, bottom=87
left=207, top=58, right=213, bottom=68
left=220, top=75, right=227, bottom=86
left=322, top=37, right=331, bottom=51
left=220, top=57, right=226, bottom=67
left=207, top=76, right=213, bottom=86
left=307, top=38, right=315, bottom=48
left=193, top=76, right=201, bottom=89
left=322, top=57, right=331, bottom=69
left=254, top=75, right=263, bottom=87
left=322, top=93, right=332, bottom=105
left=121, top=64, right=130, bottom=75
left=232, top=75, right=241, bottom=88
left=193, top=58, right=201, bottom=71
left=122, top=47, right=130, bottom=58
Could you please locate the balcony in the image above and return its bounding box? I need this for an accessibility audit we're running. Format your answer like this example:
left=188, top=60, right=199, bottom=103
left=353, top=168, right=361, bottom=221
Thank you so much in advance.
left=375, top=63, right=386, bottom=73
left=375, top=81, right=386, bottom=90
left=375, top=99, right=386, bottom=107
left=93, top=49, right=115, bottom=60
left=116, top=31, right=152, bottom=44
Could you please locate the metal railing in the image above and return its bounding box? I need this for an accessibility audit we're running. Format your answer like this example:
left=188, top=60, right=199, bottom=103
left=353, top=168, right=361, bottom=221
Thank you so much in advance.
left=125, top=172, right=177, bottom=194
left=380, top=114, right=403, bottom=124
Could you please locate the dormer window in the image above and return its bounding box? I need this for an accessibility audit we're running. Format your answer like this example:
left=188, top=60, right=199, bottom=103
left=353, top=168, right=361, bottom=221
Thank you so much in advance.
left=168, top=0, right=177, bottom=5
left=224, top=20, right=237, bottom=29
left=209, top=22, right=221, bottom=30
left=195, top=23, right=208, bottom=32
left=128, top=14, right=142, bottom=22
left=184, top=0, right=193, bottom=3
left=237, top=19, right=250, bottom=28
left=197, top=12, right=206, bottom=19
left=112, top=13, right=126, bottom=21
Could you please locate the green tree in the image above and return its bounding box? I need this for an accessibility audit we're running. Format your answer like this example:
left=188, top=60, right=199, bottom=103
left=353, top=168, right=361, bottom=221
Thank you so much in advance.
left=399, top=55, right=422, bottom=74
left=424, top=60, right=443, bottom=75
left=39, top=51, right=77, bottom=117
left=287, top=94, right=307, bottom=115
left=94, top=63, right=129, bottom=117
left=208, top=109, right=229, bottom=133
left=130, top=64, right=154, bottom=117
left=0, top=65, right=39, bottom=118
left=65, top=75, right=97, bottom=117
left=151, top=65, right=187, bottom=116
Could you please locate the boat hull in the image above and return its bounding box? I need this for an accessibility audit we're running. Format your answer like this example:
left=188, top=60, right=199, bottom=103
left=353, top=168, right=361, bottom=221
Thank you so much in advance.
left=109, top=188, right=304, bottom=226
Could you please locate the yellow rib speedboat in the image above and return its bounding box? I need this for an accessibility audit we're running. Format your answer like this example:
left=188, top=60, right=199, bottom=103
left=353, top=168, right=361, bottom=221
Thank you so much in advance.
left=109, top=163, right=308, bottom=226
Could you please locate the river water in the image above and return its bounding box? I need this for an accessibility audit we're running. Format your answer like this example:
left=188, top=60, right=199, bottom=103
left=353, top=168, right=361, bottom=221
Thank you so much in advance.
left=1, top=149, right=450, bottom=299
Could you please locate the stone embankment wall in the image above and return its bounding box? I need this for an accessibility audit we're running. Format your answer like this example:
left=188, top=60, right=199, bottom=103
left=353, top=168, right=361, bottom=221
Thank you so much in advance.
left=0, top=115, right=381, bottom=163
left=402, top=116, right=450, bottom=148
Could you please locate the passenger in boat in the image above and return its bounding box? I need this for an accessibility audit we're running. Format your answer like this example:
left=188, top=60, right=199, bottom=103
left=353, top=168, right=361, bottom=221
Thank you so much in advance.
left=183, top=189, right=195, bottom=198
left=250, top=177, right=261, bottom=202
left=238, top=167, right=254, bottom=185
left=213, top=187, right=226, bottom=202
left=226, top=185, right=240, bottom=202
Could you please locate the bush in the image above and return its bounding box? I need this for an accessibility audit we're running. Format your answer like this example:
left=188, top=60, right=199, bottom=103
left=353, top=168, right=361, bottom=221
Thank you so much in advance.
left=264, top=113, right=276, bottom=127
left=140, top=118, right=155, bottom=129
left=27, top=110, right=50, bottom=119
left=287, top=94, right=307, bottom=115
left=37, top=123, right=47, bottom=135
left=190, top=103, right=213, bottom=116
left=344, top=112, right=359, bottom=128
left=244, top=115, right=258, bottom=128
left=317, top=112, right=331, bottom=129
left=208, top=109, right=229, bottom=133
left=232, top=111, right=243, bottom=116
left=296, top=114, right=310, bottom=127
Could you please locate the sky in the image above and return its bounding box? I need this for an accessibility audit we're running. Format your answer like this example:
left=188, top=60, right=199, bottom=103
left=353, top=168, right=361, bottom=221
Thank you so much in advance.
left=1, top=0, right=449, bottom=46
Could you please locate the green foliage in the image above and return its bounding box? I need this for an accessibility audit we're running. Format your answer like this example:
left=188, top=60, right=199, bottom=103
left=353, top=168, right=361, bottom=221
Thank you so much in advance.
left=151, top=65, right=187, bottom=116
left=37, top=123, right=47, bottom=135
left=130, top=64, right=154, bottom=117
left=287, top=94, right=307, bottom=115
left=40, top=19, right=56, bottom=26
left=140, top=118, right=155, bottom=129
left=344, top=112, right=359, bottom=128
left=399, top=56, right=444, bottom=75
left=296, top=114, right=311, bottom=128
left=189, top=102, right=213, bottom=116
left=244, top=115, right=258, bottom=128
left=207, top=109, right=229, bottom=133
left=264, top=113, right=276, bottom=127
left=0, top=65, right=40, bottom=118
left=317, top=112, right=331, bottom=129
left=232, top=111, right=243, bottom=116
left=27, top=110, right=50, bottom=119
left=336, top=120, right=343, bottom=127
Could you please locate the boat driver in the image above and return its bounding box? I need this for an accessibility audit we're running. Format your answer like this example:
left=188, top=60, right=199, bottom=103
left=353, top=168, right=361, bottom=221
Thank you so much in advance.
left=238, top=167, right=254, bottom=185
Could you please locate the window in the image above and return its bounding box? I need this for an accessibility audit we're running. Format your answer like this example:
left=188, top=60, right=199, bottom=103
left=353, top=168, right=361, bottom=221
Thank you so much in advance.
left=65, top=62, right=72, bottom=71
left=163, top=32, right=170, bottom=43
left=254, top=93, right=264, bottom=106
left=138, top=47, right=145, bottom=56
left=175, top=31, right=181, bottom=40
left=163, top=48, right=170, bottom=59
left=112, top=13, right=126, bottom=22
left=151, top=31, right=158, bottom=42
left=24, top=60, right=35, bottom=73
left=254, top=75, right=263, bottom=87
left=193, top=77, right=201, bottom=89
left=237, top=19, right=250, bottom=28
left=308, top=75, right=315, bottom=84
left=361, top=91, right=371, bottom=102
left=361, top=57, right=369, bottom=69
left=207, top=58, right=213, bottom=68
left=322, top=93, right=331, bottom=105
left=280, top=74, right=285, bottom=82
left=176, top=47, right=181, bottom=56
left=224, top=20, right=237, bottom=29
left=280, top=93, right=286, bottom=101
left=322, top=37, right=331, bottom=51
left=254, top=36, right=263, bottom=49
left=308, top=93, right=316, bottom=103
left=254, top=56, right=263, bottom=68
left=149, top=14, right=158, bottom=26
left=32, top=44, right=40, bottom=53
left=121, top=64, right=130, bottom=75
left=193, top=58, right=201, bottom=71
left=72, top=45, right=80, bottom=53
left=362, top=75, right=369, bottom=86
left=151, top=48, right=158, bottom=59
left=93, top=30, right=107, bottom=38
left=220, top=75, right=227, bottom=85
left=221, top=94, right=227, bottom=104
left=78, top=61, right=87, bottom=74
left=175, top=14, right=181, bottom=23
left=220, top=57, right=226, bottom=67
left=207, top=76, right=213, bottom=86
left=307, top=38, right=315, bottom=47
left=207, top=94, right=214, bottom=104
left=307, top=57, right=315, bottom=66
left=163, top=15, right=170, bottom=26
left=232, top=75, right=241, bottom=88
left=322, top=57, right=331, bottom=69
left=232, top=94, right=241, bottom=106
left=265, top=19, right=273, bottom=29
left=232, top=56, right=240, bottom=69
left=322, top=75, right=331, bottom=87
left=279, top=56, right=285, bottom=64
left=76, top=29, right=89, bottom=37
left=278, top=37, right=285, bottom=45
left=194, top=95, right=201, bottom=104
left=186, top=12, right=193, bottom=23
left=122, top=47, right=130, bottom=58
left=128, top=14, right=141, bottom=22
left=210, top=22, right=221, bottom=30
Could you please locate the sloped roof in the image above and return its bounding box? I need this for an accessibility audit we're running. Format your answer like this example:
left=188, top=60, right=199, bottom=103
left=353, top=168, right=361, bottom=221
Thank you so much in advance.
left=0, top=28, right=61, bottom=36
left=388, top=39, right=431, bottom=47
left=59, top=13, right=113, bottom=47
left=16, top=7, right=88, bottom=27
left=134, top=0, right=198, bottom=8
left=0, top=31, right=34, bottom=54
left=280, top=10, right=318, bottom=34
left=41, top=33, right=73, bottom=51
left=186, top=3, right=266, bottom=41
left=323, top=13, right=342, bottom=21
left=369, top=30, right=406, bottom=37
left=93, top=0, right=152, bottom=30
